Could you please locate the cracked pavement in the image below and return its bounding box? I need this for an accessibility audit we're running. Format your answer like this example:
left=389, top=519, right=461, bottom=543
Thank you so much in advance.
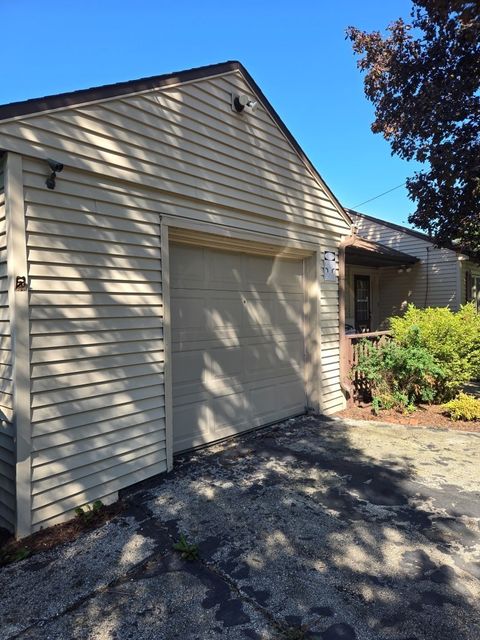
left=1, top=415, right=479, bottom=639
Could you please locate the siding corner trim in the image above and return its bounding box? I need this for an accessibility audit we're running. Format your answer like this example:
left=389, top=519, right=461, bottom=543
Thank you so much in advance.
left=5, top=152, right=32, bottom=538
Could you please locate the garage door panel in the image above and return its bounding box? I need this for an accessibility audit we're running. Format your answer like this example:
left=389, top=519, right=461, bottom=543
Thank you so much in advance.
left=171, top=245, right=206, bottom=285
left=176, top=300, right=245, bottom=331
left=249, top=381, right=305, bottom=420
left=207, top=251, right=243, bottom=287
left=244, top=294, right=303, bottom=325
left=208, top=347, right=244, bottom=380
left=173, top=339, right=303, bottom=375
left=204, top=299, right=245, bottom=333
left=172, top=374, right=246, bottom=405
left=244, top=254, right=277, bottom=286
left=245, top=254, right=303, bottom=290
left=243, top=340, right=303, bottom=375
left=173, top=402, right=211, bottom=452
left=171, top=294, right=206, bottom=330
left=172, top=327, right=300, bottom=349
left=172, top=350, right=207, bottom=385
left=210, top=391, right=250, bottom=431
left=171, top=244, right=306, bottom=452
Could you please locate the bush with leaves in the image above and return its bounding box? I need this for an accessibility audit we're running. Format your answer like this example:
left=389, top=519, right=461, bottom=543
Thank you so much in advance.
left=355, top=326, right=445, bottom=413
left=389, top=303, right=480, bottom=397
left=442, top=393, right=480, bottom=421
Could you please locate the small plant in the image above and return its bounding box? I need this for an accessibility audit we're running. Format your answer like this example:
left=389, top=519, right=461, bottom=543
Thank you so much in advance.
left=371, top=391, right=415, bottom=415
left=0, top=545, right=31, bottom=566
left=14, top=547, right=31, bottom=561
left=173, top=533, right=199, bottom=561
left=442, top=393, right=480, bottom=421
left=74, top=500, right=104, bottom=525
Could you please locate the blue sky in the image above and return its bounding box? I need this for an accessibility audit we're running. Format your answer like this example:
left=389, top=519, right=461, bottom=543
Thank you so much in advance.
left=1, top=0, right=421, bottom=227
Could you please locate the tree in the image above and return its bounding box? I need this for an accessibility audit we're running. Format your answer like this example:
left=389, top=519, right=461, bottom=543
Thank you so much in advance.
left=347, top=1, right=480, bottom=261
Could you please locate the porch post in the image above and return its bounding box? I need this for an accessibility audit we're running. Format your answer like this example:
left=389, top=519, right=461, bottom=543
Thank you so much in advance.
left=338, top=234, right=357, bottom=404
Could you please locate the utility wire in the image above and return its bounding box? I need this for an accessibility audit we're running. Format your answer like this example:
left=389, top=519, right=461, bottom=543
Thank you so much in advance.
left=351, top=182, right=406, bottom=209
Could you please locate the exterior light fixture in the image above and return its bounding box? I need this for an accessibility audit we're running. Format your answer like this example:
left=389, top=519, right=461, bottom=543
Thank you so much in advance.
left=232, top=94, right=258, bottom=114
left=46, top=158, right=64, bottom=190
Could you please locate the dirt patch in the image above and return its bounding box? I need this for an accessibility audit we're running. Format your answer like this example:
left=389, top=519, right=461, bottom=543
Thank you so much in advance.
left=0, top=501, right=124, bottom=567
left=338, top=402, right=480, bottom=432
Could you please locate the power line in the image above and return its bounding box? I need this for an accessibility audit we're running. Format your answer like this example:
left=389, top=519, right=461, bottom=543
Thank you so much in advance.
left=351, top=182, right=406, bottom=209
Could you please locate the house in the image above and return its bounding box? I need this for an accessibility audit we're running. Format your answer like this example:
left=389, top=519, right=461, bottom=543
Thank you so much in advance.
left=344, top=209, right=480, bottom=332
left=0, top=61, right=356, bottom=538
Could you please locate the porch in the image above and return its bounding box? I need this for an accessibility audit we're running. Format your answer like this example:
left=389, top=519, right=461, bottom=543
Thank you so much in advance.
left=339, top=236, right=419, bottom=403
left=344, top=237, right=419, bottom=333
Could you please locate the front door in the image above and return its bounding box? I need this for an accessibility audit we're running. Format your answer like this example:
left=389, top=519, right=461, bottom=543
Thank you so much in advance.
left=354, top=275, right=371, bottom=332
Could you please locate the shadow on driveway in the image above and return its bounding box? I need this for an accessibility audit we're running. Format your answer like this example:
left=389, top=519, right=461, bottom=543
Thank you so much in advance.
left=1, top=415, right=479, bottom=639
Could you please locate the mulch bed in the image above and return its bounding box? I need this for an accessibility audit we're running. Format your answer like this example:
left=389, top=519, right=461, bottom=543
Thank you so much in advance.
left=0, top=501, right=124, bottom=567
left=338, top=402, right=480, bottom=432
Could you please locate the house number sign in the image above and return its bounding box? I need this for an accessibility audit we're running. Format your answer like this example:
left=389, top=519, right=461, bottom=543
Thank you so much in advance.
left=324, top=251, right=337, bottom=281
left=15, top=276, right=28, bottom=292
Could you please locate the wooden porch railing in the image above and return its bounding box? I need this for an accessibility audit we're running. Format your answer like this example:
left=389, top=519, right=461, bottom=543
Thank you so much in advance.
left=345, top=330, right=392, bottom=400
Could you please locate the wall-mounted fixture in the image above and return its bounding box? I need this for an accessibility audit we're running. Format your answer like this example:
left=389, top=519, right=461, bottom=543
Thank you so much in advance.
left=232, top=94, right=258, bottom=114
left=46, top=158, right=64, bottom=190
left=15, top=276, right=28, bottom=291
left=397, top=265, right=413, bottom=274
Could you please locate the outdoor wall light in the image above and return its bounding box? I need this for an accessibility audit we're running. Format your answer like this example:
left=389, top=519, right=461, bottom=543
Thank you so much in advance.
left=46, top=158, right=64, bottom=190
left=232, top=94, right=258, bottom=114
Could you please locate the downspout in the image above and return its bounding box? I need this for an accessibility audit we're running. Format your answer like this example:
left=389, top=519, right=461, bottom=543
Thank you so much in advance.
left=339, top=229, right=358, bottom=404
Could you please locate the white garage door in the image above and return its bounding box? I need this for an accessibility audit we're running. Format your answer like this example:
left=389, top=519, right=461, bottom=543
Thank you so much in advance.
left=170, top=243, right=306, bottom=452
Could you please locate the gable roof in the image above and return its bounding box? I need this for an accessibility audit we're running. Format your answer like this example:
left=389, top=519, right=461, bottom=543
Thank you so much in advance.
left=348, top=208, right=478, bottom=262
left=0, top=61, right=352, bottom=227
left=347, top=208, right=433, bottom=243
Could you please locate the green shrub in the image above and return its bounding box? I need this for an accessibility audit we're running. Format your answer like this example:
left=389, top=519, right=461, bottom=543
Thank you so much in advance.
left=389, top=303, right=480, bottom=399
left=355, top=327, right=445, bottom=411
left=442, top=393, right=480, bottom=421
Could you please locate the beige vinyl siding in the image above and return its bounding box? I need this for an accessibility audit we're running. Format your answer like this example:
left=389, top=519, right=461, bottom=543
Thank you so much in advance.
left=0, top=71, right=349, bottom=239
left=0, top=161, right=15, bottom=531
left=24, top=159, right=166, bottom=530
left=355, top=216, right=461, bottom=323
left=0, top=69, right=351, bottom=531
left=21, top=168, right=344, bottom=528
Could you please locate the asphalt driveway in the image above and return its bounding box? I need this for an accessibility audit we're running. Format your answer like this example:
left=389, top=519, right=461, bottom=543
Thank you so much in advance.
left=1, top=415, right=479, bottom=639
